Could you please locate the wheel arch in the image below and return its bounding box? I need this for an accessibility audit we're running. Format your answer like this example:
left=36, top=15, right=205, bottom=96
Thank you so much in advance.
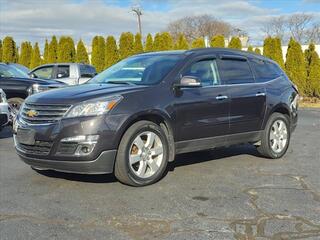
left=116, top=110, right=176, bottom=162
left=263, top=103, right=291, bottom=129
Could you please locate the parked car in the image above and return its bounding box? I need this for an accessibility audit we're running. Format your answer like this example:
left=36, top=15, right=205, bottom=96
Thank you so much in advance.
left=29, top=63, right=97, bottom=85
left=8, top=63, right=30, bottom=75
left=13, top=48, right=299, bottom=186
left=0, top=88, right=10, bottom=131
left=0, top=63, right=67, bottom=113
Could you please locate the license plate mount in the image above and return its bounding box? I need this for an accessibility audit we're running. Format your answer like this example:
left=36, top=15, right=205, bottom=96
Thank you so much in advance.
left=16, top=128, right=36, bottom=145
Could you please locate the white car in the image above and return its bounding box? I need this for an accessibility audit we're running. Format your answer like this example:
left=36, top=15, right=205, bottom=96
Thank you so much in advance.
left=0, top=88, right=10, bottom=130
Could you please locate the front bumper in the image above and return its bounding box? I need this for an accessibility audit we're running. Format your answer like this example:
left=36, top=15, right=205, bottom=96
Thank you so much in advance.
left=17, top=148, right=117, bottom=174
left=13, top=114, right=123, bottom=174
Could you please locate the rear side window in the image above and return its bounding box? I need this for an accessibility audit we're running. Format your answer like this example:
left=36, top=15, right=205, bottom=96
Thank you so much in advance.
left=57, top=66, right=70, bottom=79
left=250, top=59, right=281, bottom=82
left=80, top=65, right=96, bottom=78
left=218, top=59, right=254, bottom=84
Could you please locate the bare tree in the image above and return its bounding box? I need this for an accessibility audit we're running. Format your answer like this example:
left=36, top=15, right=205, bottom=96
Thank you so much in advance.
left=261, top=16, right=287, bottom=40
left=166, top=14, right=233, bottom=42
left=261, top=13, right=319, bottom=44
left=288, top=13, right=314, bottom=43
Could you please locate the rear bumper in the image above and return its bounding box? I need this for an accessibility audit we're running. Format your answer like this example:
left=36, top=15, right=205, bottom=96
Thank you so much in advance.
left=17, top=149, right=117, bottom=174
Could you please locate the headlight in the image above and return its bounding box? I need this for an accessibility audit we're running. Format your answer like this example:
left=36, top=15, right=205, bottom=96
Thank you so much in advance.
left=31, top=84, right=50, bottom=94
left=64, top=96, right=123, bottom=118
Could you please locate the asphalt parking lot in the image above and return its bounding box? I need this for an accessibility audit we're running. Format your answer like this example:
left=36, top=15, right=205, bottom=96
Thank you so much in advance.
left=0, top=108, right=319, bottom=240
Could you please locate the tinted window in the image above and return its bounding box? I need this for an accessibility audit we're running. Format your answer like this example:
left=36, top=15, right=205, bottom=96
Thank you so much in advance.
left=89, top=55, right=183, bottom=85
left=218, top=59, right=254, bottom=84
left=251, top=59, right=280, bottom=82
left=183, top=59, right=220, bottom=86
left=57, top=66, right=70, bottom=79
left=0, top=64, right=29, bottom=78
left=32, top=66, right=53, bottom=79
left=80, top=65, right=96, bottom=78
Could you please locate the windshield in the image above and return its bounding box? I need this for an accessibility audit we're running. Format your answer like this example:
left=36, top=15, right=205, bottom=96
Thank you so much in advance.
left=0, top=64, right=30, bottom=78
left=88, top=54, right=183, bottom=85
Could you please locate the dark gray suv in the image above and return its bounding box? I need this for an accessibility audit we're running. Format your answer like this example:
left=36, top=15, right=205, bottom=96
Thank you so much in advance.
left=13, top=48, right=299, bottom=186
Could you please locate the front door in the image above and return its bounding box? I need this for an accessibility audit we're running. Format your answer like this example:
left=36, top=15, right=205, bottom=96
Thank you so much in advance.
left=173, top=57, right=230, bottom=153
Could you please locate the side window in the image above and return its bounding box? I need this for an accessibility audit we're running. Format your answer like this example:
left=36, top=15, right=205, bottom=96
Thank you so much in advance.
left=80, top=65, right=96, bottom=78
left=218, top=59, right=254, bottom=84
left=182, top=59, right=220, bottom=86
left=251, top=59, right=280, bottom=83
left=32, top=66, right=53, bottom=79
left=57, top=66, right=70, bottom=79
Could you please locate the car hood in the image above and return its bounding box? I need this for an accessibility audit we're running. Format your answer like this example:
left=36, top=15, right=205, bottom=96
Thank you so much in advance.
left=4, top=77, right=66, bottom=86
left=26, top=83, right=148, bottom=105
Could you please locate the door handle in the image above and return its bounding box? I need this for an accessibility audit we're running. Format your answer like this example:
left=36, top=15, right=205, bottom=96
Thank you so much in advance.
left=216, top=95, right=228, bottom=100
left=255, top=92, right=266, bottom=97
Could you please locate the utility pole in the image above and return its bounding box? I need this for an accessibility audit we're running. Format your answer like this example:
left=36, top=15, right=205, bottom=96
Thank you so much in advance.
left=132, top=7, right=142, bottom=36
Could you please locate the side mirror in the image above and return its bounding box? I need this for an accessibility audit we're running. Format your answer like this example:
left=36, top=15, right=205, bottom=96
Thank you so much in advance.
left=174, top=76, right=202, bottom=88
left=57, top=73, right=64, bottom=78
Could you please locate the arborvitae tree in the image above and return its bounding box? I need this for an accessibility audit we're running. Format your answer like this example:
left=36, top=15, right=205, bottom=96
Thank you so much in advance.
left=18, top=41, right=32, bottom=67
left=174, top=33, right=189, bottom=50
left=2, top=36, right=16, bottom=63
left=247, top=45, right=254, bottom=52
left=153, top=33, right=162, bottom=51
left=145, top=33, right=153, bottom=52
left=105, top=36, right=119, bottom=69
left=210, top=35, right=225, bottom=48
left=307, top=51, right=320, bottom=97
left=161, top=32, right=174, bottom=50
left=254, top=48, right=261, bottom=55
left=153, top=32, right=174, bottom=51
left=191, top=37, right=205, bottom=48
left=263, top=36, right=273, bottom=58
left=14, top=45, right=19, bottom=63
left=30, top=43, right=41, bottom=69
left=76, top=39, right=89, bottom=64
left=285, top=38, right=307, bottom=95
left=0, top=40, right=2, bottom=62
left=91, top=36, right=105, bottom=72
left=133, top=33, right=143, bottom=55
left=228, top=37, right=242, bottom=49
left=273, top=37, right=284, bottom=69
left=304, top=43, right=316, bottom=75
left=43, top=39, right=49, bottom=64
left=58, top=36, right=76, bottom=63
left=48, top=36, right=58, bottom=63
left=119, top=32, right=134, bottom=60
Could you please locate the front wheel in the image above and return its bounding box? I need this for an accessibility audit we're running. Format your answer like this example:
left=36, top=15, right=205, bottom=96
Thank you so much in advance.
left=257, top=113, right=290, bottom=159
left=114, top=121, right=169, bottom=186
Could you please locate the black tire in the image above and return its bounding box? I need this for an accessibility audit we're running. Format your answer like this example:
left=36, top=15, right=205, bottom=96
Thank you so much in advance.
left=257, top=113, right=290, bottom=159
left=114, top=120, right=169, bottom=186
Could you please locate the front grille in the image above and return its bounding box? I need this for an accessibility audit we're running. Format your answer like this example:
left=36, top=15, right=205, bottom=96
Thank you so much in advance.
left=17, top=141, right=53, bottom=155
left=20, top=103, right=71, bottom=124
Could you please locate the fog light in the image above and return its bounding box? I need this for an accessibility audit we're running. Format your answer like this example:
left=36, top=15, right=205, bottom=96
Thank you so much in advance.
left=60, top=135, right=99, bottom=156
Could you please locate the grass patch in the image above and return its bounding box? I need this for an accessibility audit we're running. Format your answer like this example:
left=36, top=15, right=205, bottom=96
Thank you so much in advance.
left=299, top=97, right=320, bottom=108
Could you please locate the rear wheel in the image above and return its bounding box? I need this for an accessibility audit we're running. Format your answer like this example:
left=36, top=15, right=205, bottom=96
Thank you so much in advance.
left=114, top=121, right=169, bottom=186
left=257, top=113, right=290, bottom=159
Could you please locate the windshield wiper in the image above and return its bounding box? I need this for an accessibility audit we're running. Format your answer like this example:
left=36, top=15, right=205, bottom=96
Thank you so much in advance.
left=106, top=81, right=135, bottom=85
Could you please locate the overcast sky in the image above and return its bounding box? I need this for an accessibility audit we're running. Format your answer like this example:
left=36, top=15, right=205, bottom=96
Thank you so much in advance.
left=1, top=0, right=320, bottom=48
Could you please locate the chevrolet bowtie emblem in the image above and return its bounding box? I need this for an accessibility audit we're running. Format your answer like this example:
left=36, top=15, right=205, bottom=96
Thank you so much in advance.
left=26, top=110, right=38, bottom=118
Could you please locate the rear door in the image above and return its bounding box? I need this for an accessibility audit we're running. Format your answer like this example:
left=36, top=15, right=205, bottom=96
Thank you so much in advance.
left=217, top=55, right=266, bottom=134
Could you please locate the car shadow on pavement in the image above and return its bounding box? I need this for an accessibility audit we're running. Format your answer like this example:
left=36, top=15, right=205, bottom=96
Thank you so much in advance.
left=168, top=144, right=260, bottom=171
left=0, top=126, right=13, bottom=139
left=34, top=144, right=260, bottom=184
left=34, top=169, right=117, bottom=184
